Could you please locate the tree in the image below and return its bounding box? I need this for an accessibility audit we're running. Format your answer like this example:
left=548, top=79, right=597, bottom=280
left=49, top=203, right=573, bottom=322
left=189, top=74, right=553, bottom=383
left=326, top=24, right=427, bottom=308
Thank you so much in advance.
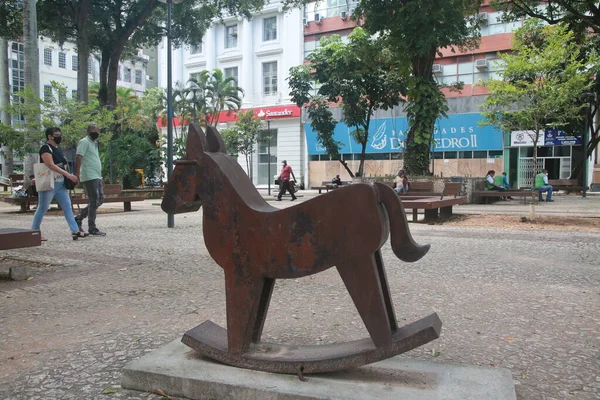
left=21, top=0, right=40, bottom=184
left=289, top=28, right=407, bottom=177
left=39, top=0, right=267, bottom=108
left=355, top=0, right=483, bottom=175
left=220, top=110, right=263, bottom=176
left=0, top=0, right=23, bottom=176
left=491, top=0, right=600, bottom=169
left=480, top=20, right=595, bottom=173
left=207, top=69, right=243, bottom=126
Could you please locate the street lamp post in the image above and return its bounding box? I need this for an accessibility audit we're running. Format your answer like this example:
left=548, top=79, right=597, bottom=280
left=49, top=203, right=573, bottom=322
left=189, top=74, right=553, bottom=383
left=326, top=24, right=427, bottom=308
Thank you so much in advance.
left=159, top=0, right=183, bottom=228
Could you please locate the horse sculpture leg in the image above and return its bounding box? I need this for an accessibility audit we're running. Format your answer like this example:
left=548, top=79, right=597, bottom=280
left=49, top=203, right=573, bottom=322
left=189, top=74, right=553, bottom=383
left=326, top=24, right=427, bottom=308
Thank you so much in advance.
left=337, top=254, right=393, bottom=347
left=225, top=272, right=269, bottom=355
left=374, top=250, right=398, bottom=332
left=251, top=277, right=275, bottom=343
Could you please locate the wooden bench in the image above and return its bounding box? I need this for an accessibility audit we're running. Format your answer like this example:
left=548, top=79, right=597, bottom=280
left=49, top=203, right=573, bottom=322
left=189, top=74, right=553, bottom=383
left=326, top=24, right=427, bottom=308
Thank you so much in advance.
left=3, top=183, right=145, bottom=212
left=71, top=184, right=145, bottom=212
left=0, top=228, right=42, bottom=250
left=312, top=180, right=352, bottom=194
left=472, top=189, right=539, bottom=204
left=397, top=181, right=442, bottom=197
left=400, top=195, right=467, bottom=222
left=0, top=173, right=24, bottom=191
left=548, top=179, right=587, bottom=193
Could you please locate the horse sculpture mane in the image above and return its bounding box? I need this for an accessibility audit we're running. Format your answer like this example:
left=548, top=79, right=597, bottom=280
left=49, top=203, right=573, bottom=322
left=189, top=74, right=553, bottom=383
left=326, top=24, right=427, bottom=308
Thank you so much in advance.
left=162, top=123, right=442, bottom=375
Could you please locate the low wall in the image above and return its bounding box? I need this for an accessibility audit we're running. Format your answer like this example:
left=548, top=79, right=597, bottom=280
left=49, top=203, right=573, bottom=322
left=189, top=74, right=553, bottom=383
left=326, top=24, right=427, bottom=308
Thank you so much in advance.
left=308, top=159, right=504, bottom=188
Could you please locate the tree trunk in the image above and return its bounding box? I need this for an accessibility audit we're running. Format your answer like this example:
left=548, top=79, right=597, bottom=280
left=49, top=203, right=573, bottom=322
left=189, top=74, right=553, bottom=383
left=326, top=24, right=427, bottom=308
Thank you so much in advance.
left=338, top=160, right=354, bottom=178
left=106, top=50, right=121, bottom=108
left=98, top=47, right=110, bottom=107
left=404, top=49, right=440, bottom=176
left=23, top=0, right=40, bottom=186
left=0, top=37, right=13, bottom=177
left=74, top=0, right=91, bottom=103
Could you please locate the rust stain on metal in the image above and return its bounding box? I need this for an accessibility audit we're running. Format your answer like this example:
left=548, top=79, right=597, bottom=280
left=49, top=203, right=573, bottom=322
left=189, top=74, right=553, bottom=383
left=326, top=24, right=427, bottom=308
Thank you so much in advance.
left=162, top=123, right=441, bottom=374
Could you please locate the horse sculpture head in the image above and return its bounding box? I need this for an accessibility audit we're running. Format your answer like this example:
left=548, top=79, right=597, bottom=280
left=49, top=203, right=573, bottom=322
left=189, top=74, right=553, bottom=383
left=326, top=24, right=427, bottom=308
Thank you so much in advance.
left=161, top=123, right=226, bottom=214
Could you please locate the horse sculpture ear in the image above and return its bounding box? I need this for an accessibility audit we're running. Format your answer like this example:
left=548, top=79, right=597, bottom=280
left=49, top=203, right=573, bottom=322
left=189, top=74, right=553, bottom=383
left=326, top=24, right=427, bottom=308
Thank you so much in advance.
left=186, top=123, right=207, bottom=159
left=205, top=125, right=227, bottom=154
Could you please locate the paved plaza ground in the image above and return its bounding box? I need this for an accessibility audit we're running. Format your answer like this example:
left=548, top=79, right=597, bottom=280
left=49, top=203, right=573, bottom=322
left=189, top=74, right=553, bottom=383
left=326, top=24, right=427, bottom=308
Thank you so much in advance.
left=0, top=194, right=599, bottom=399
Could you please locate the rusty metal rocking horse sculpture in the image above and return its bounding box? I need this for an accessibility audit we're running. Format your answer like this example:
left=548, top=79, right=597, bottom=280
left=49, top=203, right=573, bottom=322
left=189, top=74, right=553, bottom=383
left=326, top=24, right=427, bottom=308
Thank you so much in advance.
left=161, top=123, right=441, bottom=375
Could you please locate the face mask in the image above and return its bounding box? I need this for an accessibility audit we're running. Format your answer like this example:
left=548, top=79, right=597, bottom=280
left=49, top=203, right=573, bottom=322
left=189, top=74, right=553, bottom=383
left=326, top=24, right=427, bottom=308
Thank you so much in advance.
left=90, top=132, right=99, bottom=140
left=53, top=136, right=62, bottom=145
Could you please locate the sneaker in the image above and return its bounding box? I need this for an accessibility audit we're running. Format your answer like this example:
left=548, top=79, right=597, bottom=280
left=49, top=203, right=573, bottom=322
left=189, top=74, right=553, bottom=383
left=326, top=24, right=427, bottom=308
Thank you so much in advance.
left=546, top=199, right=554, bottom=202
left=291, top=197, right=297, bottom=201
left=89, top=230, right=106, bottom=236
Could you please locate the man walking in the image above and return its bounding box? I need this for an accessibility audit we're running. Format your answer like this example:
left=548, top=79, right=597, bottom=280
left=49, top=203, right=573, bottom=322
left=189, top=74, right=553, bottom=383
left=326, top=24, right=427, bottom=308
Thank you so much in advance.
left=75, top=124, right=106, bottom=235
left=276, top=160, right=297, bottom=201
left=534, top=169, right=554, bottom=202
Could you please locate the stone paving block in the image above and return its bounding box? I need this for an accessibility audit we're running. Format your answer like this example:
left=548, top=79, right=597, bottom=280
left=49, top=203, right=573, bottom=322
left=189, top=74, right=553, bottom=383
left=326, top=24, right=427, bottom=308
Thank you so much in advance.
left=122, top=339, right=517, bottom=400
left=9, top=265, right=30, bottom=281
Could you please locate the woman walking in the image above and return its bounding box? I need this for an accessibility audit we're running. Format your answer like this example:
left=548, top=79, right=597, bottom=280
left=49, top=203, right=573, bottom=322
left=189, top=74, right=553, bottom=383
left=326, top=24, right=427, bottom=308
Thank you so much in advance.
left=32, top=127, right=88, bottom=241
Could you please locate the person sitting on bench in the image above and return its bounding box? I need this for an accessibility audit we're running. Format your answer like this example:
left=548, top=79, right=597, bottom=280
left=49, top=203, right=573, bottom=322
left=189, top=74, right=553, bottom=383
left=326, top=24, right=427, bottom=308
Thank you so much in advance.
left=534, top=169, right=554, bottom=202
left=331, top=174, right=343, bottom=188
left=485, top=170, right=506, bottom=192
left=394, top=170, right=409, bottom=194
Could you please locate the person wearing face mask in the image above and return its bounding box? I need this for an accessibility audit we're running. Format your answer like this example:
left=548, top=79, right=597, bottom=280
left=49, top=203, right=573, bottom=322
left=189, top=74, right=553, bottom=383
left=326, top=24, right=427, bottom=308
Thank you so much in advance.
left=74, top=123, right=106, bottom=236
left=32, top=127, right=88, bottom=241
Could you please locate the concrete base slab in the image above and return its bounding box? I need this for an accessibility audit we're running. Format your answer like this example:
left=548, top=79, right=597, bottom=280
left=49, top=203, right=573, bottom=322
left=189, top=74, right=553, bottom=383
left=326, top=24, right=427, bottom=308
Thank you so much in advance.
left=122, top=339, right=516, bottom=400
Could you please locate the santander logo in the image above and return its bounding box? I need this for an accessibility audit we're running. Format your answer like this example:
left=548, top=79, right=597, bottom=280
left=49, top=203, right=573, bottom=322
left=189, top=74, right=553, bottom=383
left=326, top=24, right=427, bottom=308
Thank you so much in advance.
left=257, top=108, right=294, bottom=118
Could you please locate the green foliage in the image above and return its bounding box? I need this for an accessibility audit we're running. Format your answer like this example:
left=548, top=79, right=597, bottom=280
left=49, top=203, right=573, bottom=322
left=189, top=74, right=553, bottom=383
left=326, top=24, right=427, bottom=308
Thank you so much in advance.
left=101, top=133, right=161, bottom=188
left=355, top=0, right=483, bottom=175
left=288, top=28, right=407, bottom=177
left=207, top=69, right=244, bottom=126
left=220, top=110, right=263, bottom=175
left=480, top=20, right=596, bottom=163
left=0, top=0, right=23, bottom=40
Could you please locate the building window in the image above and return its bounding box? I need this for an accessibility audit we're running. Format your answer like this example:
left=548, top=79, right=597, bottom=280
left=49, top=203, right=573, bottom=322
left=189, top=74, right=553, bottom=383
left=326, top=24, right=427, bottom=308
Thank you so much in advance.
left=190, top=44, right=202, bottom=54
left=135, top=69, right=142, bottom=84
left=58, top=52, right=66, bottom=68
left=262, top=61, right=277, bottom=95
left=117, top=66, right=122, bottom=81
left=263, top=17, right=277, bottom=41
left=72, top=89, right=78, bottom=99
left=87, top=57, right=93, bottom=74
left=11, top=42, right=25, bottom=125
left=189, top=72, right=201, bottom=81
left=58, top=89, right=66, bottom=104
left=124, top=68, right=131, bottom=82
left=43, top=48, right=52, bottom=66
left=43, top=85, right=53, bottom=103
left=225, top=25, right=238, bottom=48
left=224, top=66, right=238, bottom=83
left=72, top=55, right=78, bottom=71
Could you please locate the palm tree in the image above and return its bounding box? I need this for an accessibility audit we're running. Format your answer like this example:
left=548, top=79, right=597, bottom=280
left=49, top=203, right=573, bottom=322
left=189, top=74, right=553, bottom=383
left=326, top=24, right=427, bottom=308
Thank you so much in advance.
left=207, top=69, right=243, bottom=126
left=187, top=70, right=211, bottom=125
left=22, top=0, right=40, bottom=183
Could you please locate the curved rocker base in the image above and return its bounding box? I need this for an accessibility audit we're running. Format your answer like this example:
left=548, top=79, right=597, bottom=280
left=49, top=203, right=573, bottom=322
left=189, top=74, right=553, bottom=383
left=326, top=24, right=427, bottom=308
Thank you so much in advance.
left=181, top=313, right=442, bottom=374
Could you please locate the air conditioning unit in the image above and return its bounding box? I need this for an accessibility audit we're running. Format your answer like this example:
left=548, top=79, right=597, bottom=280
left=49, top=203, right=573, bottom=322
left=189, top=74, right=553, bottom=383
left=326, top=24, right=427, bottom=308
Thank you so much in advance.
left=303, top=17, right=308, bottom=26
left=475, top=59, right=489, bottom=69
left=478, top=12, right=488, bottom=23
left=432, top=64, right=443, bottom=74
left=341, top=11, right=347, bottom=21
left=315, top=13, right=323, bottom=24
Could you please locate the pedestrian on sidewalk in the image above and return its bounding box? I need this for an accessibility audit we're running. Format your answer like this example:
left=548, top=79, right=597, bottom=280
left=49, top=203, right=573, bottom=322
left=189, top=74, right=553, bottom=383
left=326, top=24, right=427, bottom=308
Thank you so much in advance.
left=32, top=127, right=88, bottom=241
left=276, top=160, right=297, bottom=201
left=75, top=124, right=106, bottom=236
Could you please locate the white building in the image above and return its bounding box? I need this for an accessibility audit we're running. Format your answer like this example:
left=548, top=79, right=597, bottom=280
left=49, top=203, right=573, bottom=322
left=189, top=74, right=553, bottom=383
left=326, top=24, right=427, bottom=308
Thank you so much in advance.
left=156, top=1, right=307, bottom=188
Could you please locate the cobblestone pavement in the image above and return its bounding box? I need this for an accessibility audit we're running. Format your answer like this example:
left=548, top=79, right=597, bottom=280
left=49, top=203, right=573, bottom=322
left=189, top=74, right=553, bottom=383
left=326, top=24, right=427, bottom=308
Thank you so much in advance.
left=0, top=199, right=599, bottom=399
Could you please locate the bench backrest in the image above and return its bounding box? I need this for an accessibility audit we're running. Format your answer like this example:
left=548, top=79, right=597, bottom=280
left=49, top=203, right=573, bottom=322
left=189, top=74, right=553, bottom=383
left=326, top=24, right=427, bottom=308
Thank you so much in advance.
left=548, top=179, right=577, bottom=186
left=441, top=182, right=461, bottom=199
left=409, top=181, right=434, bottom=192
left=9, top=174, right=24, bottom=187
left=103, top=184, right=123, bottom=197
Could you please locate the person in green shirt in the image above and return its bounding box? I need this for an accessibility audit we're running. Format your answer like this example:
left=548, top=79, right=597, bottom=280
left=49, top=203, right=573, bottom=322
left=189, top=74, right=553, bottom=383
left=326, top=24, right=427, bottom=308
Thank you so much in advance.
left=534, top=169, right=553, bottom=202
left=485, top=170, right=505, bottom=191
left=74, top=124, right=106, bottom=235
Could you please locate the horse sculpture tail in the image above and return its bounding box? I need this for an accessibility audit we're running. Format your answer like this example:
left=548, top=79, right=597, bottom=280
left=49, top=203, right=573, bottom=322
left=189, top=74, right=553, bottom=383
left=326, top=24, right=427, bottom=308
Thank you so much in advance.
left=373, top=182, right=430, bottom=262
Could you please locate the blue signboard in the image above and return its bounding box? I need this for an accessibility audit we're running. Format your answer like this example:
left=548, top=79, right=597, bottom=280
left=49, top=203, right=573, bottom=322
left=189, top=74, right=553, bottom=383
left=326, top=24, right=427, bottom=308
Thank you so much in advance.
left=305, top=113, right=503, bottom=155
left=544, top=128, right=581, bottom=146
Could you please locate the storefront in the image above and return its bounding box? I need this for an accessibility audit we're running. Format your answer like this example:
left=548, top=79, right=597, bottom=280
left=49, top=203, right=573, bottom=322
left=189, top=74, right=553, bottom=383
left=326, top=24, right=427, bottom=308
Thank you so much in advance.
left=305, top=112, right=505, bottom=186
left=507, top=129, right=582, bottom=188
